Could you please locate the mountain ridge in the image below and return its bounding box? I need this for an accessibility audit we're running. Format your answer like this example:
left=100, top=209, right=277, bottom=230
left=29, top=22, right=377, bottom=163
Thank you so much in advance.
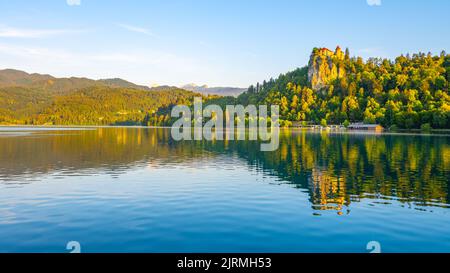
left=0, top=69, right=152, bottom=93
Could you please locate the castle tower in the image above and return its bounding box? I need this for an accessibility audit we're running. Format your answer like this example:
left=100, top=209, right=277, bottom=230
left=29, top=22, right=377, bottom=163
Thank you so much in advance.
left=335, top=46, right=344, bottom=60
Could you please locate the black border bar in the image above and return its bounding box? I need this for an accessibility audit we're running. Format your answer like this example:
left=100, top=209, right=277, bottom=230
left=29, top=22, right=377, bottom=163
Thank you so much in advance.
left=0, top=253, right=447, bottom=271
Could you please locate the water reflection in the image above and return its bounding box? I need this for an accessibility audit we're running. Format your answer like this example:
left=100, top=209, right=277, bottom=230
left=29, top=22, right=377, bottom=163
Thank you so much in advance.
left=0, top=127, right=449, bottom=212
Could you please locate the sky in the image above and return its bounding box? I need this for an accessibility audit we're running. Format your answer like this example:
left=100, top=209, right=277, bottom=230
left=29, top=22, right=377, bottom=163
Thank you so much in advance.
left=0, top=0, right=449, bottom=88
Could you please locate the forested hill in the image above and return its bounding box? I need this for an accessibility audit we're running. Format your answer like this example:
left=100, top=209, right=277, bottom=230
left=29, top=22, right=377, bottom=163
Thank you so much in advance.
left=237, top=47, right=450, bottom=129
left=0, top=69, right=201, bottom=126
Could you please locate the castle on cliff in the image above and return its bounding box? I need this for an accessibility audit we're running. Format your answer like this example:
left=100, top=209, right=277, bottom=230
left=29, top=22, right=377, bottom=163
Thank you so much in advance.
left=308, top=46, right=346, bottom=90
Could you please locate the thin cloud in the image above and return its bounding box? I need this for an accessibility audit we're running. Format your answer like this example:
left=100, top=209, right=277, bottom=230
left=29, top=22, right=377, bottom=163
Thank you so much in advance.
left=0, top=43, right=191, bottom=66
left=67, top=0, right=81, bottom=6
left=0, top=25, right=79, bottom=38
left=117, top=23, right=153, bottom=36
left=367, top=0, right=382, bottom=6
left=0, top=43, right=80, bottom=64
left=0, top=42, right=204, bottom=86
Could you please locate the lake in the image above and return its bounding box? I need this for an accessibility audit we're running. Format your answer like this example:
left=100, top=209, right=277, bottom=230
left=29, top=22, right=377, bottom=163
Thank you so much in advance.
left=0, top=127, right=449, bottom=253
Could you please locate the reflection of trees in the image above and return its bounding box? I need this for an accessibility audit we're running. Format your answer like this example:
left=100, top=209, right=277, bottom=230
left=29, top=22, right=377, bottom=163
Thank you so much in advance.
left=0, top=128, right=449, bottom=212
left=216, top=131, right=450, bottom=211
left=196, top=130, right=449, bottom=212
left=0, top=128, right=200, bottom=179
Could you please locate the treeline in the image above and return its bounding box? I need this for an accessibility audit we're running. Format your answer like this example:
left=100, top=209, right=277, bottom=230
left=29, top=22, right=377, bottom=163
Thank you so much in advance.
left=237, top=50, right=450, bottom=129
left=0, top=69, right=205, bottom=126
left=0, top=85, right=201, bottom=126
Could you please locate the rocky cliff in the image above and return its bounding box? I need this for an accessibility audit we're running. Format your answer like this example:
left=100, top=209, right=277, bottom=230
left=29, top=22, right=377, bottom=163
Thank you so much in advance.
left=308, top=46, right=346, bottom=90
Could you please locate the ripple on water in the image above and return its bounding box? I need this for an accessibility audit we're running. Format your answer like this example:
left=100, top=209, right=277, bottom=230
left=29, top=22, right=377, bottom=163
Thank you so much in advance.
left=0, top=128, right=449, bottom=252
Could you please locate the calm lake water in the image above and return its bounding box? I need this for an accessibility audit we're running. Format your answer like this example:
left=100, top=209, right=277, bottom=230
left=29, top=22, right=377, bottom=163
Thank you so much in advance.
left=0, top=127, right=449, bottom=253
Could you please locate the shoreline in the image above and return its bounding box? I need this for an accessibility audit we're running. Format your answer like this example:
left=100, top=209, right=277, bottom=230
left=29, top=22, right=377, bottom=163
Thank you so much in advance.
left=1, top=124, right=449, bottom=136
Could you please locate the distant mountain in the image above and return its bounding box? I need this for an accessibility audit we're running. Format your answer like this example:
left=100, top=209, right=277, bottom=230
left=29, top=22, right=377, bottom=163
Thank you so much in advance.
left=149, top=85, right=179, bottom=92
left=181, top=83, right=246, bottom=97
left=0, top=69, right=53, bottom=86
left=0, top=69, right=245, bottom=97
left=0, top=69, right=151, bottom=94
left=98, top=78, right=151, bottom=91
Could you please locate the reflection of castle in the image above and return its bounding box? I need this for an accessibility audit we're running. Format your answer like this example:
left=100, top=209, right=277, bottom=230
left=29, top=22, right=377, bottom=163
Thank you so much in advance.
left=309, top=168, right=348, bottom=214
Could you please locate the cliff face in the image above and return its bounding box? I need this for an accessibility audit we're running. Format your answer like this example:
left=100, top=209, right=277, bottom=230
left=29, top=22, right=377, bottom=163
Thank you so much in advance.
left=308, top=46, right=346, bottom=91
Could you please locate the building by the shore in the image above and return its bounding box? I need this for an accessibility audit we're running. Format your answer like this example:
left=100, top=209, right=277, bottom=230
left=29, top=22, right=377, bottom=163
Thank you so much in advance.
left=347, top=123, right=384, bottom=132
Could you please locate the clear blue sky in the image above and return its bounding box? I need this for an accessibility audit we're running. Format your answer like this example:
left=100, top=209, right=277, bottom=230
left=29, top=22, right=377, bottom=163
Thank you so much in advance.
left=0, top=0, right=449, bottom=88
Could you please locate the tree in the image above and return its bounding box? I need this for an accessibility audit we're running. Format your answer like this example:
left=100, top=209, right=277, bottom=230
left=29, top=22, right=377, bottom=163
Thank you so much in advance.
left=343, top=120, right=350, bottom=128
left=345, top=48, right=350, bottom=61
